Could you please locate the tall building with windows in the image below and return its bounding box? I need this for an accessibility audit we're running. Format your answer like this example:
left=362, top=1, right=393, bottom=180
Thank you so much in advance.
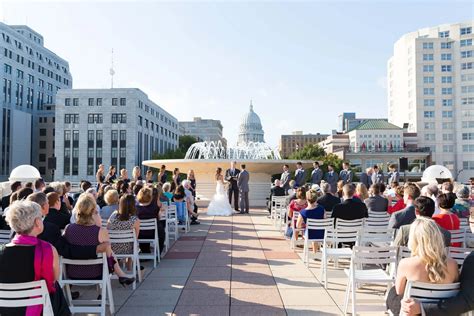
left=279, top=131, right=329, bottom=158
left=0, top=23, right=72, bottom=180
left=54, top=88, right=179, bottom=182
left=179, top=117, right=226, bottom=146
left=388, top=22, right=474, bottom=182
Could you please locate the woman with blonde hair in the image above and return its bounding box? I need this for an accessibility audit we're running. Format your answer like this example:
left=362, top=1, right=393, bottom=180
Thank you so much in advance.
left=132, top=166, right=142, bottom=182
left=99, top=189, right=120, bottom=220
left=354, top=183, right=369, bottom=201
left=386, top=217, right=459, bottom=314
left=187, top=169, right=197, bottom=198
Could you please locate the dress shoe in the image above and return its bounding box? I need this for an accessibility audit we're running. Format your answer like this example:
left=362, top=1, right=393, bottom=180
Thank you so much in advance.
left=118, top=276, right=135, bottom=287
left=239, top=211, right=245, bottom=214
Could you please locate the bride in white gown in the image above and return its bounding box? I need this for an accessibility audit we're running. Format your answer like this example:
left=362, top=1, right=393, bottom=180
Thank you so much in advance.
left=207, top=167, right=234, bottom=216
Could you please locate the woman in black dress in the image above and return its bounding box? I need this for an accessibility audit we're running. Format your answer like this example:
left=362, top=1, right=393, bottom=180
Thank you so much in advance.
left=105, top=165, right=117, bottom=184
left=187, top=169, right=197, bottom=198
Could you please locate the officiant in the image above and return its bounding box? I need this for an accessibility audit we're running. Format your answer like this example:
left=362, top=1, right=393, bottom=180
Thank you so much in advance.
left=225, top=161, right=240, bottom=212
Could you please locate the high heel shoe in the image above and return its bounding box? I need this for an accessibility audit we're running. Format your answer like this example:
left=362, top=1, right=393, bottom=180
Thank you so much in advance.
left=118, top=276, right=135, bottom=287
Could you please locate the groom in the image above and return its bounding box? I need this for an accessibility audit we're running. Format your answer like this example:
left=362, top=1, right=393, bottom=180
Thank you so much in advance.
left=238, top=164, right=250, bottom=214
left=225, top=161, right=240, bottom=212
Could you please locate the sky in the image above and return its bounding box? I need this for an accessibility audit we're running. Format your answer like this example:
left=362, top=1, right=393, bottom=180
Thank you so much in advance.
left=1, top=0, right=473, bottom=146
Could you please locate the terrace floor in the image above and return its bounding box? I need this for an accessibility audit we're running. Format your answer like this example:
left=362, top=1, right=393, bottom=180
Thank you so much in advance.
left=81, top=209, right=388, bottom=315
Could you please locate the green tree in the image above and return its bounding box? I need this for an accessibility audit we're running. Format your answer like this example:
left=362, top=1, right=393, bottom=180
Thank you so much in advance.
left=288, top=144, right=326, bottom=160
left=151, top=135, right=198, bottom=160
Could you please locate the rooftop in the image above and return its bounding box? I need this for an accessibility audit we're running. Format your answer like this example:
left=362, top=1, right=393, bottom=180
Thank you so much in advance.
left=349, top=119, right=402, bottom=132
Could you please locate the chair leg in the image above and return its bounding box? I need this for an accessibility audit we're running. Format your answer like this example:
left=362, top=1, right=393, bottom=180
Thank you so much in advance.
left=343, top=278, right=351, bottom=314
left=351, top=278, right=357, bottom=315
left=101, top=279, right=107, bottom=316
left=107, top=276, right=115, bottom=315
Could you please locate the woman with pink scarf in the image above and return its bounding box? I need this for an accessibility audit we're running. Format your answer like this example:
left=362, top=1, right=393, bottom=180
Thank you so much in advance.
left=0, top=200, right=70, bottom=316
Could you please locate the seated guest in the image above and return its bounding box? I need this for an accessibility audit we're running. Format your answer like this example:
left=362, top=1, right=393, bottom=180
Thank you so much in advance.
left=317, top=182, right=341, bottom=214
left=387, top=185, right=406, bottom=214
left=63, top=194, right=134, bottom=285
left=297, top=189, right=325, bottom=253
left=136, top=187, right=162, bottom=253
left=1, top=181, right=21, bottom=210
left=441, top=181, right=454, bottom=194
left=364, top=183, right=389, bottom=213
left=108, top=194, right=140, bottom=260
left=288, top=187, right=308, bottom=224
left=162, top=182, right=173, bottom=200
left=388, top=183, right=421, bottom=229
left=452, top=185, right=471, bottom=219
left=34, top=178, right=46, bottom=193
left=401, top=251, right=474, bottom=316
left=287, top=180, right=297, bottom=200
left=72, top=181, right=92, bottom=205
left=183, top=180, right=199, bottom=216
left=433, top=193, right=460, bottom=247
left=421, top=183, right=440, bottom=215
left=386, top=217, right=459, bottom=315
left=331, top=184, right=368, bottom=224
left=44, top=192, right=71, bottom=230
left=394, top=196, right=451, bottom=247
left=100, top=189, right=119, bottom=220
left=0, top=200, right=70, bottom=316
left=172, top=185, right=199, bottom=225
left=354, top=183, right=369, bottom=202
left=267, top=179, right=286, bottom=213
left=133, top=182, right=144, bottom=197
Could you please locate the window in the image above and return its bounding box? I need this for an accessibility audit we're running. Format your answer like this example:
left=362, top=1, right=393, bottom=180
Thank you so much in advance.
left=462, top=132, right=474, bottom=140
left=39, top=154, right=46, bottom=162
left=65, top=98, right=71, bottom=106
left=424, top=111, right=435, bottom=118
left=461, top=39, right=473, bottom=47
left=463, top=145, right=474, bottom=152
left=461, top=50, right=473, bottom=58
left=441, top=42, right=452, bottom=49
left=3, top=63, right=12, bottom=74
left=464, top=161, right=474, bottom=170
left=462, top=110, right=474, bottom=117
left=462, top=86, right=474, bottom=93
left=442, top=99, right=453, bottom=106
left=138, top=115, right=143, bottom=126
left=442, top=88, right=452, bottom=95
left=112, top=98, right=118, bottom=106
left=72, top=98, right=79, bottom=106
left=424, top=122, right=435, bottom=129
left=96, top=98, right=102, bottom=106
left=423, top=76, right=434, bottom=84
left=424, top=88, right=434, bottom=95
left=120, top=130, right=126, bottom=141
left=120, top=98, right=126, bottom=106
left=461, top=27, right=472, bottom=35
left=425, top=133, right=435, bottom=141
left=423, top=65, right=434, bottom=72
left=441, top=76, right=452, bottom=83
left=39, top=128, right=46, bottom=136
left=441, top=65, right=452, bottom=72
left=442, top=111, right=453, bottom=118
left=443, top=133, right=454, bottom=141
left=439, top=31, right=450, bottom=38
left=442, top=122, right=454, bottom=129
left=423, top=42, right=434, bottom=49
left=462, top=62, right=473, bottom=70
left=87, top=114, right=103, bottom=124
left=462, top=121, right=474, bottom=128
left=88, top=98, right=94, bottom=106
left=423, top=54, right=434, bottom=61
left=64, top=114, right=79, bottom=124
left=111, top=113, right=127, bottom=124
left=441, top=53, right=452, bottom=60
left=443, top=145, right=454, bottom=152
left=39, top=141, right=46, bottom=149
left=462, top=97, right=474, bottom=105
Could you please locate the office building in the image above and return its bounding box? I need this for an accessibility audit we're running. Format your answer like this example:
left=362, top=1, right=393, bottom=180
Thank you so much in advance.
left=279, top=131, right=329, bottom=158
left=0, top=23, right=72, bottom=180
left=179, top=117, right=226, bottom=146
left=54, top=88, right=179, bottom=182
left=388, top=22, right=474, bottom=181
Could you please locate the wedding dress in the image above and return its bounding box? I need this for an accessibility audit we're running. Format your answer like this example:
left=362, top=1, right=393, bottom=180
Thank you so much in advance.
left=207, top=180, right=234, bottom=216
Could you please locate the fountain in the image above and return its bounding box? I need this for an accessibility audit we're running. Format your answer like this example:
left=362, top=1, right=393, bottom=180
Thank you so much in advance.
left=142, top=103, right=313, bottom=206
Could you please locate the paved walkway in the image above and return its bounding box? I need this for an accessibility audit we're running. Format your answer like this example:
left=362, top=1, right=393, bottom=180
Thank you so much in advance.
left=111, top=209, right=386, bottom=315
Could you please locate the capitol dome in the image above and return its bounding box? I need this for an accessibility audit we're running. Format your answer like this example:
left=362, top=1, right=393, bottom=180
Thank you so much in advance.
left=238, top=101, right=265, bottom=145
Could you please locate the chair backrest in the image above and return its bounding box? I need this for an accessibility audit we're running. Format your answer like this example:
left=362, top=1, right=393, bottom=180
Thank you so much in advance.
left=0, top=230, right=11, bottom=244
left=351, top=246, right=398, bottom=266
left=60, top=255, right=109, bottom=282
left=449, top=229, right=466, bottom=246
left=139, top=218, right=158, bottom=232
left=403, top=281, right=460, bottom=302
left=357, top=228, right=394, bottom=245
left=398, top=246, right=411, bottom=261
left=0, top=280, right=53, bottom=313
left=306, top=218, right=334, bottom=230
left=324, top=227, right=359, bottom=245
left=325, top=211, right=332, bottom=218
left=101, top=218, right=108, bottom=229
left=291, top=211, right=300, bottom=229
left=459, top=218, right=470, bottom=231
left=335, top=218, right=364, bottom=229
left=108, top=229, right=138, bottom=255
left=364, top=217, right=390, bottom=228
left=166, top=204, right=177, bottom=220
left=448, top=247, right=471, bottom=267
left=368, top=211, right=390, bottom=220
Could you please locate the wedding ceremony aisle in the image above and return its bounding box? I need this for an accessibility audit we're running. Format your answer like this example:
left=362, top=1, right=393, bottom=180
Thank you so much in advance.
left=111, top=209, right=386, bottom=315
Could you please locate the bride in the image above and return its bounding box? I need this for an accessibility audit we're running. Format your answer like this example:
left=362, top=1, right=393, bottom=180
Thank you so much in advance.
left=207, top=167, right=234, bottom=216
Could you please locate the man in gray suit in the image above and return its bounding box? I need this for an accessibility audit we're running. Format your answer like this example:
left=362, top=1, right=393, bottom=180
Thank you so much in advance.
left=238, top=164, right=250, bottom=214
left=364, top=183, right=389, bottom=212
left=280, top=164, right=291, bottom=195
left=359, top=167, right=373, bottom=189
left=371, top=165, right=384, bottom=185
left=311, top=161, right=323, bottom=185
left=294, top=162, right=306, bottom=188
left=388, top=183, right=420, bottom=229
left=324, top=164, right=339, bottom=194
left=339, top=162, right=353, bottom=184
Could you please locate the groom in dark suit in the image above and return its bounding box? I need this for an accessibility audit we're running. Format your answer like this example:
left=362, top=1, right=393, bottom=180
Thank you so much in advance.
left=225, top=161, right=240, bottom=212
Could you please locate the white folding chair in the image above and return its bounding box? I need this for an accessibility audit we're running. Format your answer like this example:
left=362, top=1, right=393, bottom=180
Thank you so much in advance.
left=321, top=228, right=359, bottom=288
left=335, top=218, right=364, bottom=230
left=290, top=211, right=303, bottom=249
left=466, top=231, right=474, bottom=248
left=449, top=229, right=466, bottom=247
left=274, top=198, right=287, bottom=232
left=108, top=229, right=142, bottom=289
left=449, top=247, right=471, bottom=269
left=0, top=280, right=53, bottom=315
left=343, top=246, right=398, bottom=315
left=325, top=210, right=332, bottom=219
left=459, top=218, right=470, bottom=232
left=138, top=218, right=160, bottom=268
left=357, top=228, right=394, bottom=247
left=174, top=202, right=190, bottom=233
left=403, top=280, right=460, bottom=303
left=0, top=230, right=11, bottom=245
left=364, top=217, right=390, bottom=228
left=368, top=211, right=390, bottom=220
left=271, top=196, right=287, bottom=221
left=101, top=219, right=108, bottom=229
left=165, top=204, right=179, bottom=251
left=303, top=218, right=333, bottom=266
left=59, top=255, right=114, bottom=316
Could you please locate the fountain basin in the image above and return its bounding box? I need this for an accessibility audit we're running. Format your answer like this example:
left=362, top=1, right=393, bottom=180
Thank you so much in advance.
left=142, top=159, right=314, bottom=207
